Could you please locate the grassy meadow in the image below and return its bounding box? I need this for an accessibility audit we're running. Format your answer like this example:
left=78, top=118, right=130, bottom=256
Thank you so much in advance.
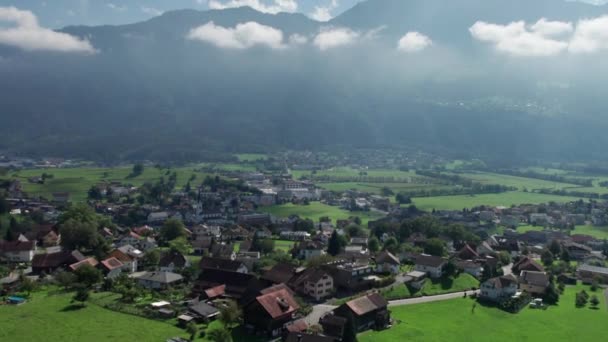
left=259, top=202, right=385, bottom=226
left=360, top=284, right=606, bottom=342
left=516, top=224, right=608, bottom=240
left=382, top=273, right=479, bottom=300
left=412, top=192, right=582, bottom=211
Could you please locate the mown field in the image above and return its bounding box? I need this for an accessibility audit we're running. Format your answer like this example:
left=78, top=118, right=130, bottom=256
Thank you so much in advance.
left=258, top=202, right=385, bottom=226
left=453, top=171, right=578, bottom=191
left=319, top=182, right=453, bottom=196
left=234, top=153, right=267, bottom=162
left=412, top=192, right=582, bottom=211
left=361, top=284, right=607, bottom=342
left=291, top=167, right=421, bottom=180
left=0, top=166, right=205, bottom=202
left=382, top=273, right=479, bottom=300
left=0, top=291, right=188, bottom=342
left=516, top=224, right=608, bottom=240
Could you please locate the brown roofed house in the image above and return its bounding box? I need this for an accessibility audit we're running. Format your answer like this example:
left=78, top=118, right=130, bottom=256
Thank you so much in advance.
left=101, top=257, right=124, bottom=279
left=512, top=256, right=545, bottom=274
left=32, top=250, right=85, bottom=274
left=244, top=287, right=300, bottom=337
left=333, top=293, right=390, bottom=332
left=200, top=257, right=248, bottom=274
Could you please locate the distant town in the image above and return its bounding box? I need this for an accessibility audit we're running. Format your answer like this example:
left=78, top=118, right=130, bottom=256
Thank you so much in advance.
left=1, top=152, right=607, bottom=341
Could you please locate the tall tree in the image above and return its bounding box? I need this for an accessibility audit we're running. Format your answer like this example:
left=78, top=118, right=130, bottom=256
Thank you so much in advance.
left=160, top=218, right=187, bottom=242
left=368, top=236, right=380, bottom=253
left=548, top=240, right=562, bottom=256
left=74, top=264, right=103, bottom=288
left=327, top=230, right=341, bottom=256
left=207, top=328, right=232, bottom=342
left=424, top=238, right=446, bottom=257
left=541, top=249, right=554, bottom=267
left=219, top=300, right=242, bottom=331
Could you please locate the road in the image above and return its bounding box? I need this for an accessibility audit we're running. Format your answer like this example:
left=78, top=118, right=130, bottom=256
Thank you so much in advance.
left=305, top=290, right=480, bottom=324
left=502, top=263, right=513, bottom=276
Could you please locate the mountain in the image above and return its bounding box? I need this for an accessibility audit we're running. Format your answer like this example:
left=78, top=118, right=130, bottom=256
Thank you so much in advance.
left=1, top=0, right=608, bottom=163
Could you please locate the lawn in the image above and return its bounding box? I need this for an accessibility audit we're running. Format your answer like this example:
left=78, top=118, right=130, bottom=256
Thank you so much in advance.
left=235, top=153, right=267, bottom=162
left=412, top=192, right=582, bottom=211
left=1, top=166, right=203, bottom=202
left=382, top=274, right=478, bottom=300
left=258, top=202, right=385, bottom=226
left=360, top=284, right=607, bottom=342
left=0, top=291, right=188, bottom=342
left=291, top=167, right=422, bottom=181
left=516, top=224, right=608, bottom=240
left=455, top=171, right=578, bottom=191
left=319, top=182, right=453, bottom=196
left=273, top=240, right=295, bottom=252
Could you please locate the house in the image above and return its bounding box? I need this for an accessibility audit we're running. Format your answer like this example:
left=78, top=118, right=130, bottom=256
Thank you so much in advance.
left=577, top=264, right=608, bottom=284
left=0, top=240, right=36, bottom=263
left=512, top=256, right=545, bottom=274
left=147, top=212, right=169, bottom=224
left=52, top=192, right=70, bottom=204
left=295, top=240, right=325, bottom=260
left=108, top=249, right=138, bottom=273
left=518, top=271, right=550, bottom=295
left=139, top=236, right=158, bottom=251
left=333, top=293, right=390, bottom=332
left=476, top=241, right=495, bottom=256
left=200, top=257, right=248, bottom=274
left=284, top=318, right=308, bottom=335
left=244, top=287, right=300, bottom=337
left=194, top=269, right=261, bottom=301
left=32, top=250, right=85, bottom=274
left=319, top=314, right=347, bottom=339
left=350, top=237, right=369, bottom=247
left=134, top=271, right=183, bottom=290
left=324, top=261, right=375, bottom=293
left=68, top=257, right=99, bottom=271
left=202, top=284, right=226, bottom=300
left=159, top=250, right=191, bottom=272
left=413, top=254, right=446, bottom=279
left=454, top=260, right=484, bottom=278
left=374, top=251, right=400, bottom=274
left=100, top=257, right=124, bottom=279
left=261, top=263, right=298, bottom=285
left=284, top=333, right=337, bottom=342
left=562, top=241, right=592, bottom=261
left=480, top=275, right=518, bottom=302
left=456, top=245, right=479, bottom=260
left=118, top=232, right=142, bottom=248
left=403, top=271, right=427, bottom=290
left=289, top=268, right=334, bottom=301
left=187, top=301, right=220, bottom=322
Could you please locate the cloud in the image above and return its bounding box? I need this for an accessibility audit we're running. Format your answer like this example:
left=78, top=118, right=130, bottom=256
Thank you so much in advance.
left=141, top=6, right=163, bottom=16
left=310, top=0, right=339, bottom=22
left=397, top=31, right=432, bottom=52
left=208, top=0, right=297, bottom=14
left=469, top=19, right=570, bottom=57
left=0, top=6, right=95, bottom=53
left=107, top=3, right=128, bottom=12
left=313, top=27, right=359, bottom=50
left=530, top=18, right=573, bottom=37
left=569, top=15, right=608, bottom=53
left=187, top=21, right=285, bottom=49
left=288, top=33, right=308, bottom=45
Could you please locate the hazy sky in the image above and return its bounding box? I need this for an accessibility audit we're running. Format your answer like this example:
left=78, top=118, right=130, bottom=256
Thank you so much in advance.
left=0, top=0, right=361, bottom=27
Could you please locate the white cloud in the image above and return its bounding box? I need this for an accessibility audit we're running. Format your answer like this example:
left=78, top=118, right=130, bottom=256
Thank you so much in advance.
left=469, top=19, right=570, bottom=57
left=187, top=21, right=285, bottom=49
left=208, top=0, right=297, bottom=14
left=288, top=33, right=308, bottom=45
left=310, top=0, right=339, bottom=22
left=0, top=6, right=95, bottom=53
left=141, top=6, right=163, bottom=16
left=530, top=18, right=573, bottom=37
left=313, top=27, right=359, bottom=50
left=569, top=15, right=608, bottom=53
left=397, top=31, right=432, bottom=52
left=107, top=3, right=127, bottom=12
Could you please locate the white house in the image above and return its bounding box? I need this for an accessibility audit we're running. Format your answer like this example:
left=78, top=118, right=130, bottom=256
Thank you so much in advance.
left=291, top=268, right=334, bottom=301
left=414, top=254, right=446, bottom=279
left=134, top=271, right=183, bottom=290
left=375, top=251, right=400, bottom=274
left=480, top=275, right=518, bottom=302
left=0, top=240, right=36, bottom=263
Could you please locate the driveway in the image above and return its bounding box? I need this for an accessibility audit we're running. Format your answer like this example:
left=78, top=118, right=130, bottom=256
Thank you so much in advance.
left=502, top=263, right=513, bottom=276
left=388, top=290, right=480, bottom=307
left=305, top=304, right=337, bottom=326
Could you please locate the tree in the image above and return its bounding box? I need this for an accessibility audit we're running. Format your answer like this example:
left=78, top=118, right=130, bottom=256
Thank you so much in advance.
left=142, top=249, right=160, bottom=270
left=590, top=295, right=600, bottom=308
left=383, top=237, right=399, bottom=254
left=576, top=290, right=589, bottom=307
left=207, top=328, right=232, bottom=342
left=55, top=271, right=77, bottom=290
left=72, top=286, right=90, bottom=307
left=443, top=261, right=457, bottom=277
left=327, top=231, right=342, bottom=256
left=0, top=195, right=9, bottom=214
left=87, top=186, right=103, bottom=200
left=380, top=187, right=394, bottom=197
left=560, top=248, right=571, bottom=262
left=342, top=310, right=358, bottom=342
left=160, top=218, right=187, bottom=242
left=19, top=276, right=37, bottom=297
left=132, top=163, right=144, bottom=177
left=424, top=238, right=446, bottom=257
left=169, top=236, right=191, bottom=255
left=543, top=282, right=560, bottom=304
left=368, top=236, right=380, bottom=253
left=74, top=264, right=102, bottom=288
left=395, top=192, right=412, bottom=205
left=60, top=219, right=99, bottom=251
left=186, top=322, right=199, bottom=342
left=541, top=249, right=554, bottom=267
left=4, top=225, right=16, bottom=242
left=497, top=251, right=511, bottom=266
left=548, top=240, right=562, bottom=256
left=219, top=300, right=242, bottom=331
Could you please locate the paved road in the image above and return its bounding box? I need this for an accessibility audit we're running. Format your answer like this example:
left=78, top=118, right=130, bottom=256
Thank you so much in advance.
left=502, top=263, right=513, bottom=276
left=388, top=290, right=480, bottom=307
left=306, top=290, right=480, bottom=325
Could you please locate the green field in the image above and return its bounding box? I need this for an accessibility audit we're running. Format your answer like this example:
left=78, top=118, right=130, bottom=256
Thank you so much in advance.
left=516, top=224, right=608, bottom=240
left=319, top=182, right=453, bottom=195
left=196, top=163, right=257, bottom=172
left=235, top=153, right=267, bottom=162
left=259, top=202, right=385, bottom=226
left=291, top=167, right=421, bottom=181
left=361, top=284, right=606, bottom=342
left=273, top=240, right=295, bottom=252
left=0, top=291, right=187, bottom=342
left=1, top=166, right=203, bottom=202
left=455, top=172, right=578, bottom=191
left=412, top=192, right=582, bottom=211
left=382, top=274, right=479, bottom=300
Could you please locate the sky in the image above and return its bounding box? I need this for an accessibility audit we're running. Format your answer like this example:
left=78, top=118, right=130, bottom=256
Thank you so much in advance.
left=0, top=0, right=361, bottom=28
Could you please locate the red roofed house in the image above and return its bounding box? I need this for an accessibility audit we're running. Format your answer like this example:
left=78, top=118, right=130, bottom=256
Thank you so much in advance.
left=69, top=257, right=99, bottom=271
left=244, top=287, right=300, bottom=337
left=512, top=256, right=545, bottom=274
left=108, top=249, right=138, bottom=273
left=202, top=284, right=226, bottom=300
left=333, top=293, right=390, bottom=332
left=100, top=257, right=124, bottom=279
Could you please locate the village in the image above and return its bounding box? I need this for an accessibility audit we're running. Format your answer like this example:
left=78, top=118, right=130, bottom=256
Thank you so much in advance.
left=1, top=160, right=608, bottom=342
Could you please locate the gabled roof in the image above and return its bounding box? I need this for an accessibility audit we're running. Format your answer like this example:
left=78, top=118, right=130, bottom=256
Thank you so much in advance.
left=285, top=332, right=336, bottom=342
left=200, top=257, right=244, bottom=272
left=290, top=268, right=331, bottom=288
left=137, top=271, right=183, bottom=284
left=159, top=250, right=188, bottom=268
left=32, top=250, right=84, bottom=269
left=513, top=256, right=545, bottom=273
left=108, top=249, right=134, bottom=263
left=285, top=319, right=308, bottom=333
left=69, top=257, right=99, bottom=271
left=261, top=263, right=298, bottom=284
left=457, top=244, right=479, bottom=260
left=204, top=284, right=226, bottom=299
left=375, top=251, right=400, bottom=265
left=101, top=257, right=124, bottom=271
left=414, top=254, right=446, bottom=268
left=578, top=264, right=608, bottom=275
left=0, top=240, right=35, bottom=252
left=344, top=293, right=388, bottom=316
left=188, top=302, right=219, bottom=318
left=484, top=274, right=517, bottom=289
left=519, top=271, right=550, bottom=287
left=255, top=288, right=299, bottom=319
